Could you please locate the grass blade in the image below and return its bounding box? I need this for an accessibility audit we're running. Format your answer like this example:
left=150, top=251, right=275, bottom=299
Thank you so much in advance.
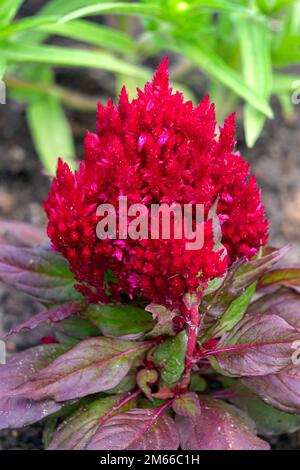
left=58, top=2, right=164, bottom=24
left=0, top=55, right=6, bottom=80
left=27, top=94, right=76, bottom=175
left=39, top=0, right=112, bottom=17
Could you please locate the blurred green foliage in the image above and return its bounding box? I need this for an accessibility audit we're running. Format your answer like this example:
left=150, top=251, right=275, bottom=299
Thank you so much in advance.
left=0, top=0, right=300, bottom=173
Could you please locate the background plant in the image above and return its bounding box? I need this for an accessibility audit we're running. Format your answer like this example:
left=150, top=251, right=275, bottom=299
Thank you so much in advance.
left=1, top=0, right=300, bottom=173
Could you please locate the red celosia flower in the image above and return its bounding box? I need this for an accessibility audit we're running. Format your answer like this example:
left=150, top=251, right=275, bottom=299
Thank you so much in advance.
left=44, top=59, right=268, bottom=308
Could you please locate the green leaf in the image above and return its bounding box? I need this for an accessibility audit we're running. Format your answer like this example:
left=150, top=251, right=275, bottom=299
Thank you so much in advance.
left=277, top=91, right=296, bottom=122
left=176, top=396, right=270, bottom=450
left=258, top=266, right=300, bottom=290
left=82, top=304, right=154, bottom=337
left=105, top=372, right=137, bottom=395
left=1, top=42, right=148, bottom=79
left=48, top=393, right=138, bottom=450
left=0, top=0, right=24, bottom=26
left=42, top=395, right=93, bottom=448
left=58, top=2, right=164, bottom=24
left=187, top=0, right=257, bottom=14
left=27, top=93, right=75, bottom=174
left=209, top=81, right=239, bottom=122
left=202, top=282, right=257, bottom=341
left=8, top=64, right=75, bottom=174
left=172, top=392, right=201, bottom=420
left=172, top=41, right=273, bottom=117
left=225, top=379, right=300, bottom=436
left=86, top=406, right=179, bottom=450
left=153, top=330, right=187, bottom=385
left=40, top=19, right=135, bottom=54
left=272, top=73, right=300, bottom=93
left=20, top=64, right=74, bottom=174
left=236, top=16, right=272, bottom=147
left=136, top=368, right=158, bottom=400
left=200, top=247, right=289, bottom=325
left=190, top=374, right=207, bottom=392
left=0, top=16, right=59, bottom=40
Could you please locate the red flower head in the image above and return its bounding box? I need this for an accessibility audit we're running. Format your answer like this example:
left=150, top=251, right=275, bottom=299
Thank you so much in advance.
left=44, top=59, right=268, bottom=308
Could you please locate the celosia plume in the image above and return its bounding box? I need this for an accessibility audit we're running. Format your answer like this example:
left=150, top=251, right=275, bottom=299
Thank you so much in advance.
left=44, top=59, right=268, bottom=307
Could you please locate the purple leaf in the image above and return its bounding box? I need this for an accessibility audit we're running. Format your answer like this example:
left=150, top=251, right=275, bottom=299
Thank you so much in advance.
left=0, top=243, right=83, bottom=303
left=0, top=219, right=47, bottom=247
left=0, top=344, right=66, bottom=430
left=4, top=302, right=83, bottom=338
left=11, top=337, right=150, bottom=401
left=0, top=397, right=61, bottom=430
left=175, top=397, right=270, bottom=450
left=48, top=392, right=138, bottom=450
left=248, top=287, right=300, bottom=330
left=86, top=406, right=179, bottom=450
left=209, top=314, right=300, bottom=376
left=243, top=365, right=300, bottom=413
left=172, top=392, right=201, bottom=420
left=233, top=246, right=289, bottom=291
